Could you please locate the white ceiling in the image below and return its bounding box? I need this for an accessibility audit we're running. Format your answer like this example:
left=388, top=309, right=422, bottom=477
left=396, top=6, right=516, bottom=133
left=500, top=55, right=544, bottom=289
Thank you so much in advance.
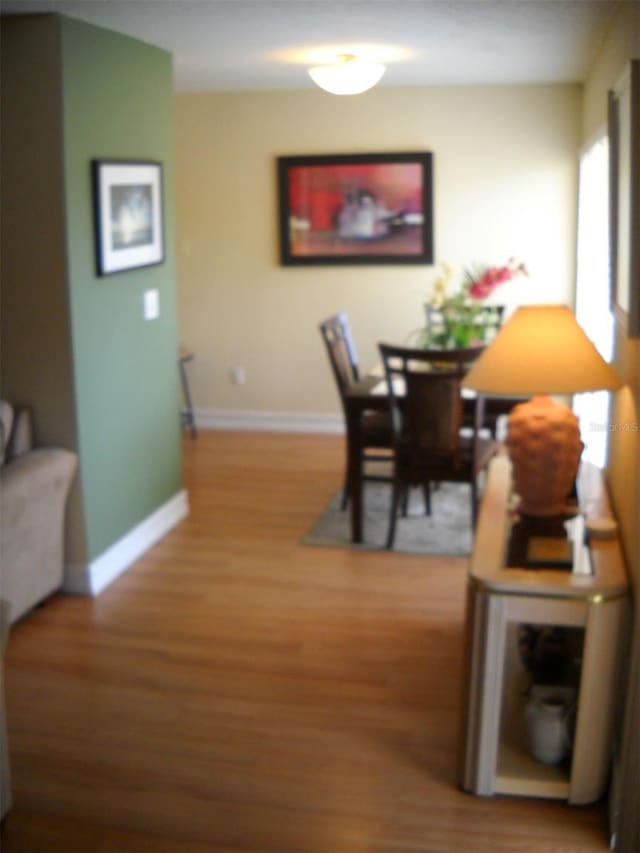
left=0, top=0, right=621, bottom=92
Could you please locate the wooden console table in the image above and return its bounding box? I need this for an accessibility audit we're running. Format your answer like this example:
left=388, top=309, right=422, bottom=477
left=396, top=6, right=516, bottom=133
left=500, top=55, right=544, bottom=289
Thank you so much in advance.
left=459, top=454, right=629, bottom=804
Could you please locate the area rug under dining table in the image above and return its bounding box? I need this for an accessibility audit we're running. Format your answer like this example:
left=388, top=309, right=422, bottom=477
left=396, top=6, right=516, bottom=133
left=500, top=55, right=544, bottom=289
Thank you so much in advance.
left=302, top=479, right=475, bottom=556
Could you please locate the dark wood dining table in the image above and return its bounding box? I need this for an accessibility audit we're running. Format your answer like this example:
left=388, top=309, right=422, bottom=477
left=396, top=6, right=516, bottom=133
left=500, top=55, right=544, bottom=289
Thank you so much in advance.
left=343, top=372, right=522, bottom=544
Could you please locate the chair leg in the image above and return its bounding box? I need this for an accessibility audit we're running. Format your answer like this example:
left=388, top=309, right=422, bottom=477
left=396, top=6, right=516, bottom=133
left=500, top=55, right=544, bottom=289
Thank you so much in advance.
left=423, top=483, right=431, bottom=516
left=386, top=480, right=402, bottom=549
left=401, top=485, right=409, bottom=517
left=179, top=356, right=197, bottom=439
left=341, top=472, right=350, bottom=510
left=341, top=443, right=352, bottom=510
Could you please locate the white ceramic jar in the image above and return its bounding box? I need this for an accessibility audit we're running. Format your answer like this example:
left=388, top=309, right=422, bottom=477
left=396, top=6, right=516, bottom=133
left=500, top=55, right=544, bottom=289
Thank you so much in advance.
left=525, top=685, right=576, bottom=765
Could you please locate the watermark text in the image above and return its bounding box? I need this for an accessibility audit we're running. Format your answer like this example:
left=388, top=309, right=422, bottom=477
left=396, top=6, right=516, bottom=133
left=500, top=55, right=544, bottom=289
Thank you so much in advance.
left=589, top=421, right=639, bottom=432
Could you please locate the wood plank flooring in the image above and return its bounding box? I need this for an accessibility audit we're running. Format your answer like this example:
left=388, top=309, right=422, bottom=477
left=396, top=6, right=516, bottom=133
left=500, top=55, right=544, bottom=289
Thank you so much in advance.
left=1, top=431, right=609, bottom=852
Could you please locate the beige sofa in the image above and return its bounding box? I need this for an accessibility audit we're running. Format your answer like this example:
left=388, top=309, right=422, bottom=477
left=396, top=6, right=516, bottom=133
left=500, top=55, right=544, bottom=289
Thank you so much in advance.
left=0, top=400, right=77, bottom=625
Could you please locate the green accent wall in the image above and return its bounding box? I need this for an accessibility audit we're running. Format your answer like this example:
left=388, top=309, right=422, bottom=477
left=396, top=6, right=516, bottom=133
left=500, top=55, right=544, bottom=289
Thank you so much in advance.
left=59, top=17, right=182, bottom=560
left=1, top=14, right=183, bottom=565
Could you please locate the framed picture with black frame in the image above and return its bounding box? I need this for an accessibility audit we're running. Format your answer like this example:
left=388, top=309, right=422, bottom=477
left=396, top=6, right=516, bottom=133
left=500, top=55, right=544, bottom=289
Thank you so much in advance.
left=277, top=152, right=434, bottom=266
left=92, top=159, right=165, bottom=276
left=608, top=60, right=640, bottom=337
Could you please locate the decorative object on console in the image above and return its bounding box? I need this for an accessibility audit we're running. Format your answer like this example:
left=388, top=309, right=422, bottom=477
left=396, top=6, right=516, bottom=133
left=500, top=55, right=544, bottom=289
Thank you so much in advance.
left=586, top=517, right=619, bottom=539
left=308, top=53, right=386, bottom=95
left=518, top=624, right=577, bottom=686
left=524, top=684, right=577, bottom=766
left=423, top=259, right=527, bottom=348
left=463, top=305, right=623, bottom=517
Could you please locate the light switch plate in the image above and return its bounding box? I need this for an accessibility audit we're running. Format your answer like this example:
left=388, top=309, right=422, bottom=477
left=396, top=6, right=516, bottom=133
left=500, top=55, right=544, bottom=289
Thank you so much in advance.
left=143, top=288, right=159, bottom=320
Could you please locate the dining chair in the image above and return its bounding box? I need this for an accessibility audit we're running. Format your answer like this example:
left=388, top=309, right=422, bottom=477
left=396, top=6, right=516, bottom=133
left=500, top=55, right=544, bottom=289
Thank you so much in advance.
left=424, top=304, right=507, bottom=437
left=319, top=313, right=393, bottom=510
left=476, top=304, right=505, bottom=341
left=378, top=342, right=497, bottom=549
left=178, top=346, right=197, bottom=439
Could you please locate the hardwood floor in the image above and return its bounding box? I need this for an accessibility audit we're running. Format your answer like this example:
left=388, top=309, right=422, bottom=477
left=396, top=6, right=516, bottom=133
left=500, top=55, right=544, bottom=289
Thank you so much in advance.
left=1, top=431, right=609, bottom=852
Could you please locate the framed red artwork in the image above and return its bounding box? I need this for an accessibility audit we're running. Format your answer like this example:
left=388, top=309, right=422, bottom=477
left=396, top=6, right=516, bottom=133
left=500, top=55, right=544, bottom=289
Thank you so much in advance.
left=277, top=152, right=434, bottom=266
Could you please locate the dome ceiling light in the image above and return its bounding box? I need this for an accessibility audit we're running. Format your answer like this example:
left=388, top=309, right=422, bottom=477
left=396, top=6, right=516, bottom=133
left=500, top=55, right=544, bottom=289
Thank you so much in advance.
left=308, top=53, right=386, bottom=95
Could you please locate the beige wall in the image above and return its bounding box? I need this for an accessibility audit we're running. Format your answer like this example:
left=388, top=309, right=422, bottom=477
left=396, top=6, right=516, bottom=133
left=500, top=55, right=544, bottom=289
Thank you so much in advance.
left=175, top=84, right=581, bottom=418
left=582, top=1, right=640, bottom=142
left=582, top=4, right=639, bottom=849
left=0, top=16, right=77, bottom=448
left=0, top=16, right=87, bottom=566
left=583, top=0, right=640, bottom=585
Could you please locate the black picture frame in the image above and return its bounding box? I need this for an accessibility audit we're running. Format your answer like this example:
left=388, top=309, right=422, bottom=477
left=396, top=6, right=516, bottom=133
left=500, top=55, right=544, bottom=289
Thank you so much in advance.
left=608, top=60, right=640, bottom=337
left=92, top=159, right=165, bottom=276
left=277, top=152, right=434, bottom=266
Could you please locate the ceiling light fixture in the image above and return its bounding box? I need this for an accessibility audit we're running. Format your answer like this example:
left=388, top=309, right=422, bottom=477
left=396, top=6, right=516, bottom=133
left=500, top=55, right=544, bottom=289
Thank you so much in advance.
left=308, top=53, right=386, bottom=95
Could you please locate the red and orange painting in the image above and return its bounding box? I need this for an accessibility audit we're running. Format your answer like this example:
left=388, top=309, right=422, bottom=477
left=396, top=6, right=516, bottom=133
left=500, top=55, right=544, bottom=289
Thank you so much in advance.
left=278, top=153, right=433, bottom=265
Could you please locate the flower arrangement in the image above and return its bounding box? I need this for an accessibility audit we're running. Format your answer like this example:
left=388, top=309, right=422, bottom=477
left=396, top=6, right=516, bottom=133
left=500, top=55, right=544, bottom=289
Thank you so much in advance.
left=425, top=258, right=528, bottom=348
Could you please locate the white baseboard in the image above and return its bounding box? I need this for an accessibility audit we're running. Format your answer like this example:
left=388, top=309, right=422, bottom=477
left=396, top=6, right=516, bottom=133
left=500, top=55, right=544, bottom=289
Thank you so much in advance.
left=195, top=408, right=344, bottom=434
left=64, top=489, right=190, bottom=596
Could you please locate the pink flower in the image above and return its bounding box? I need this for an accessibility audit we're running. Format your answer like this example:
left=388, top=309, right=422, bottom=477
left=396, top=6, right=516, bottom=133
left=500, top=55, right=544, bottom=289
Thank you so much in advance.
left=469, top=279, right=494, bottom=299
left=466, top=259, right=528, bottom=301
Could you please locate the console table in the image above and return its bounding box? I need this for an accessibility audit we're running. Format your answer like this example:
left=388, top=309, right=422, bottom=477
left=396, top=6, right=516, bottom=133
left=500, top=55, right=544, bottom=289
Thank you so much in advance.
left=459, top=454, right=629, bottom=804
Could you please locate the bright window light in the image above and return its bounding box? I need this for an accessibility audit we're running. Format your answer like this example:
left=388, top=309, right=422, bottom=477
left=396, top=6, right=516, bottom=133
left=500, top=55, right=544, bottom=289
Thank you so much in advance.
left=573, top=134, right=613, bottom=468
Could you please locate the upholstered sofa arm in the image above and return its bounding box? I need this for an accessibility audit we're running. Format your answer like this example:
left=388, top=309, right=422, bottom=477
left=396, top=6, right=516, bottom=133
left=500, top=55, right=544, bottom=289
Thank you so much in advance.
left=0, top=448, right=77, bottom=624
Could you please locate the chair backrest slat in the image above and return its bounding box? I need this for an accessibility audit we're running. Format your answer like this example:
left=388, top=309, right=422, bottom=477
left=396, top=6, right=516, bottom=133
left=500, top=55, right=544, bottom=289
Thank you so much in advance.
left=405, top=372, right=462, bottom=456
left=379, top=343, right=483, bottom=464
left=319, top=313, right=359, bottom=403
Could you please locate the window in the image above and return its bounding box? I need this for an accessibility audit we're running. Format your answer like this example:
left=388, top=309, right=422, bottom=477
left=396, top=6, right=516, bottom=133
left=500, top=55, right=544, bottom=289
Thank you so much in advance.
left=573, top=134, right=614, bottom=468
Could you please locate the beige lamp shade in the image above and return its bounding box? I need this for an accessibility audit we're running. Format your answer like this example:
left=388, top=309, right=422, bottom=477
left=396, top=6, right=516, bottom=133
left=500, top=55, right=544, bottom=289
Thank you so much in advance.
left=462, top=304, right=622, bottom=396
left=463, top=305, right=622, bottom=517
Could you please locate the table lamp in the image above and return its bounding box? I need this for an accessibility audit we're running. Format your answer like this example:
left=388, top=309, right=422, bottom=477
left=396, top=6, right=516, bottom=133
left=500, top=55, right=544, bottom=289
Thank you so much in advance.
left=463, top=304, right=623, bottom=517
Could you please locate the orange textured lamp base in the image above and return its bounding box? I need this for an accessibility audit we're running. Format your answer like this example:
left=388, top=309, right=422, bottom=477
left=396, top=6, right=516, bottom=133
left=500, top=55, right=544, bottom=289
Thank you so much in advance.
left=506, top=396, right=583, bottom=517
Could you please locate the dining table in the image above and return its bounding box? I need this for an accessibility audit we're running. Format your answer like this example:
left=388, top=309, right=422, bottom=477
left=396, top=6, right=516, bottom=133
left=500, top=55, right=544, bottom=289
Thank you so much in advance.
left=343, top=363, right=523, bottom=544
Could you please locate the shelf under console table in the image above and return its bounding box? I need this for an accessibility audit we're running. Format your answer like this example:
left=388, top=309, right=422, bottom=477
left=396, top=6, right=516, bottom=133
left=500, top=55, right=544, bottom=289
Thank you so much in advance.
left=459, top=454, right=629, bottom=804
